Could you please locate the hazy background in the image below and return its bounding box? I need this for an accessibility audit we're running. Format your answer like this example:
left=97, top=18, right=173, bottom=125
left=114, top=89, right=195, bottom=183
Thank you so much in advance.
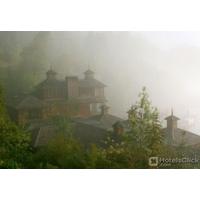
left=1, top=31, right=200, bottom=133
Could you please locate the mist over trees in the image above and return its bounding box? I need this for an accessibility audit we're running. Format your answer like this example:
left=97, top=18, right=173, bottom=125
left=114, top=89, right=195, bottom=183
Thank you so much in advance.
left=0, top=31, right=200, bottom=131
left=0, top=32, right=200, bottom=168
left=0, top=32, right=159, bottom=118
left=0, top=32, right=49, bottom=99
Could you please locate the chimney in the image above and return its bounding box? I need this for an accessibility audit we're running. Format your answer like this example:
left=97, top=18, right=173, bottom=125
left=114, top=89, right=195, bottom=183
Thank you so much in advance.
left=65, top=76, right=79, bottom=99
left=165, top=109, right=180, bottom=143
left=100, top=104, right=109, bottom=116
left=112, top=121, right=124, bottom=135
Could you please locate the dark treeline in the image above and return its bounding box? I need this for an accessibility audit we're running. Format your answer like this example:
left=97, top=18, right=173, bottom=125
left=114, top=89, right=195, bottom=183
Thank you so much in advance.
left=0, top=32, right=51, bottom=101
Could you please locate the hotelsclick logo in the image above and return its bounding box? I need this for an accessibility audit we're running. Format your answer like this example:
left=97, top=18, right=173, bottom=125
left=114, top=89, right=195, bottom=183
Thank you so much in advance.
left=149, top=157, right=158, bottom=167
left=148, top=156, right=199, bottom=167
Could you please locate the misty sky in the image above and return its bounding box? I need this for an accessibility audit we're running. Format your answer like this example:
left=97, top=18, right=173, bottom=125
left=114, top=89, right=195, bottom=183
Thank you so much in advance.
left=133, top=32, right=200, bottom=133
left=47, top=32, right=200, bottom=133
left=5, top=31, right=200, bottom=133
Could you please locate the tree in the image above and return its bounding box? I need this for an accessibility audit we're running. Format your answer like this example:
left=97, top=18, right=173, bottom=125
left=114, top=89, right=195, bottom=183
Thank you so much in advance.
left=20, top=32, right=51, bottom=71
left=0, top=32, right=21, bottom=67
left=32, top=117, right=87, bottom=169
left=125, top=87, right=164, bottom=167
left=0, top=85, right=7, bottom=118
left=16, top=31, right=51, bottom=93
left=96, top=87, right=164, bottom=168
left=0, top=85, right=31, bottom=168
left=34, top=134, right=86, bottom=169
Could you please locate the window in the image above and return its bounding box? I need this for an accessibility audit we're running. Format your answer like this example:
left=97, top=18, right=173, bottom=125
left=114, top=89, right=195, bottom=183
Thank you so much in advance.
left=90, top=103, right=97, bottom=113
left=90, top=103, right=102, bottom=114
left=80, top=88, right=94, bottom=97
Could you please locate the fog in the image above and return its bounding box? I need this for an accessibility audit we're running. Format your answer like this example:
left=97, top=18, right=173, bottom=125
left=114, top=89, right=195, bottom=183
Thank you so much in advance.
left=2, top=31, right=200, bottom=133
left=47, top=32, right=200, bottom=133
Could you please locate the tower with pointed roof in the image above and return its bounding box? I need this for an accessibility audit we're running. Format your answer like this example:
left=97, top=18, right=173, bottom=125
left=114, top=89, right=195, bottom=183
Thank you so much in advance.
left=79, top=69, right=106, bottom=115
left=165, top=109, right=180, bottom=143
left=46, top=68, right=57, bottom=80
left=84, top=69, right=95, bottom=80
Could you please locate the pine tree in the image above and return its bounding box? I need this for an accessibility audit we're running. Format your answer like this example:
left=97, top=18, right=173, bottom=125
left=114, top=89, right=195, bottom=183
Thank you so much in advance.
left=126, top=87, right=164, bottom=167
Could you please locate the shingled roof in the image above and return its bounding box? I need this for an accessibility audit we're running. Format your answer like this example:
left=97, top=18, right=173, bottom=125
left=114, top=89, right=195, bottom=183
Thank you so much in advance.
left=85, top=69, right=94, bottom=75
left=73, top=113, right=123, bottom=131
left=36, top=79, right=65, bottom=89
left=163, top=128, right=200, bottom=146
left=16, top=96, right=43, bottom=110
left=79, top=79, right=106, bottom=88
left=33, top=125, right=57, bottom=147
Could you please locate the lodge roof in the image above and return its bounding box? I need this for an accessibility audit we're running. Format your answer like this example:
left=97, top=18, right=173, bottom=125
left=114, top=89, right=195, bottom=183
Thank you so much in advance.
left=16, top=96, right=43, bottom=110
left=36, top=79, right=65, bottom=89
left=33, top=125, right=57, bottom=147
left=163, top=128, right=200, bottom=146
left=79, top=78, right=106, bottom=88
left=74, top=114, right=123, bottom=131
left=165, top=109, right=180, bottom=120
left=84, top=69, right=94, bottom=75
left=165, top=115, right=180, bottom=121
left=46, top=69, right=57, bottom=75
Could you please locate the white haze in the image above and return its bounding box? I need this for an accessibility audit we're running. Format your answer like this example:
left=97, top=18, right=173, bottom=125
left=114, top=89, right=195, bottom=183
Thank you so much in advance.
left=47, top=32, right=200, bottom=134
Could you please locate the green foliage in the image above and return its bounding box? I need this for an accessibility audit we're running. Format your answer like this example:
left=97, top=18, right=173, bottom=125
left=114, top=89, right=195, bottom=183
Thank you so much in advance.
left=1, top=84, right=199, bottom=169
left=93, top=87, right=165, bottom=169
left=0, top=32, right=51, bottom=100
left=127, top=87, right=163, bottom=156
left=95, top=138, right=130, bottom=168
left=0, top=85, right=7, bottom=118
left=124, top=87, right=161, bottom=167
left=34, top=135, right=87, bottom=169
left=0, top=119, right=31, bottom=168
left=31, top=117, right=87, bottom=168
left=51, top=116, right=74, bottom=138
left=27, top=88, right=174, bottom=169
left=0, top=86, right=32, bottom=168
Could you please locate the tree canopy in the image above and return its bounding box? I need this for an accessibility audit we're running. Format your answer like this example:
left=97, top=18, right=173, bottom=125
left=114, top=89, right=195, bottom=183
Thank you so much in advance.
left=0, top=85, right=31, bottom=168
